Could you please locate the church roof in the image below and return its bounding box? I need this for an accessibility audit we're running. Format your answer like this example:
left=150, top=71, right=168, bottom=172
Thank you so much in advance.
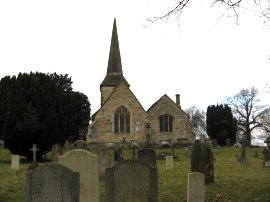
left=101, top=18, right=130, bottom=87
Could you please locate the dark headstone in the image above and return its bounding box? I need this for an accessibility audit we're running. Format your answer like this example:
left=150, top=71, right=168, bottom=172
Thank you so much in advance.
left=114, top=148, right=123, bottom=162
left=105, top=160, right=158, bottom=202
left=226, top=138, right=231, bottom=146
left=237, top=136, right=248, bottom=165
left=138, top=148, right=156, bottom=168
left=26, top=164, right=79, bottom=202
left=0, top=140, right=4, bottom=149
left=191, top=140, right=214, bottom=184
left=210, top=139, right=217, bottom=147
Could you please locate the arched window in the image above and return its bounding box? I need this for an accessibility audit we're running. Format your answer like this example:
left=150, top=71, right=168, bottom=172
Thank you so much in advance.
left=159, top=114, right=173, bottom=132
left=114, top=106, right=130, bottom=133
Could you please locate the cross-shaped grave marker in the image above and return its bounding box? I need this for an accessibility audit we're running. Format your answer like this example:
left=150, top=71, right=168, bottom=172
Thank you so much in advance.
left=30, top=144, right=40, bottom=164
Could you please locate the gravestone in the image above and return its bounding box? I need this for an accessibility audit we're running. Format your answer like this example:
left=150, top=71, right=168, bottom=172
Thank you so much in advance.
left=262, top=148, right=270, bottom=167
left=114, top=148, right=123, bottom=162
left=0, top=140, right=4, bottom=149
left=51, top=143, right=63, bottom=162
left=70, top=139, right=89, bottom=150
left=191, top=140, right=214, bottom=184
left=210, top=139, right=217, bottom=147
left=96, top=147, right=112, bottom=179
left=26, top=164, right=79, bottom=202
left=237, top=136, right=248, bottom=165
left=11, top=155, right=20, bottom=170
left=187, top=172, right=205, bottom=202
left=58, top=149, right=99, bottom=202
left=138, top=148, right=156, bottom=168
left=226, top=138, right=231, bottom=146
left=105, top=160, right=158, bottom=202
left=29, top=144, right=39, bottom=164
left=132, top=145, right=136, bottom=159
left=165, top=156, right=174, bottom=170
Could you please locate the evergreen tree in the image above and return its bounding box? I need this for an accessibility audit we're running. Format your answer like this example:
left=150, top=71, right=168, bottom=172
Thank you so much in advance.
left=0, top=72, right=91, bottom=159
left=206, top=104, right=237, bottom=145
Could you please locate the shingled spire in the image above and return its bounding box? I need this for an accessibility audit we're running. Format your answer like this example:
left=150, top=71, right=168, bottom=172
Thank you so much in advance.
left=101, top=18, right=129, bottom=87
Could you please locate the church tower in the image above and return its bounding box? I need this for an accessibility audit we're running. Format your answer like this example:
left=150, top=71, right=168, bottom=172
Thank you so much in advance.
left=100, top=18, right=129, bottom=106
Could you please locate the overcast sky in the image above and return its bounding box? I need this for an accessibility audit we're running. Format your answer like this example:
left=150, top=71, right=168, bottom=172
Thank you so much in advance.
left=0, top=0, right=269, bottom=114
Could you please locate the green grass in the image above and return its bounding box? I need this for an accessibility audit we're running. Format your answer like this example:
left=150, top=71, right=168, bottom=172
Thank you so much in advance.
left=0, top=147, right=270, bottom=202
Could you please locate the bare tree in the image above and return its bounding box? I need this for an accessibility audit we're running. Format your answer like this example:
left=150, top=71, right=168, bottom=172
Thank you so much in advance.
left=185, top=105, right=207, bottom=139
left=258, top=107, right=270, bottom=139
left=224, top=87, right=269, bottom=145
left=148, top=0, right=270, bottom=25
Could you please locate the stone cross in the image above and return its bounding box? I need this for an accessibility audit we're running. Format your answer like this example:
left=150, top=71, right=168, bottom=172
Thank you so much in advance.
left=30, top=144, right=40, bottom=164
left=264, top=137, right=270, bottom=151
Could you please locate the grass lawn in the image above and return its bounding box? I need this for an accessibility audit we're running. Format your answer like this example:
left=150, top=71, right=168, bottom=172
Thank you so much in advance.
left=0, top=147, right=270, bottom=202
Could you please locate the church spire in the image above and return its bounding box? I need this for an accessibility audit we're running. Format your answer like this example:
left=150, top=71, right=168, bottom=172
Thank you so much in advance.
left=101, top=18, right=129, bottom=87
left=107, top=18, right=122, bottom=75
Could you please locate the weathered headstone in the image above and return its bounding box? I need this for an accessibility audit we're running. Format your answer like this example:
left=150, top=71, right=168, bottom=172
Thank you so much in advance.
left=138, top=148, right=156, bottom=168
left=11, top=155, right=20, bottom=170
left=70, top=139, right=89, bottom=150
left=26, top=164, right=79, bottom=202
left=105, top=160, right=158, bottom=202
left=265, top=161, right=270, bottom=167
left=262, top=148, right=270, bottom=167
left=96, top=147, right=112, bottom=180
left=226, top=138, right=231, bottom=146
left=165, top=156, right=174, bottom=170
left=29, top=144, right=39, bottom=164
left=58, top=149, right=99, bottom=202
left=237, top=136, right=248, bottom=165
left=210, top=139, right=217, bottom=147
left=0, top=140, right=4, bottom=149
left=187, top=172, right=205, bottom=202
left=191, top=140, right=214, bottom=184
left=51, top=143, right=63, bottom=162
left=114, top=148, right=123, bottom=162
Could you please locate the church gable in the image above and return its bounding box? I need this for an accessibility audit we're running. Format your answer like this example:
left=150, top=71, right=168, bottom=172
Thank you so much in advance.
left=91, top=82, right=147, bottom=143
left=147, top=94, right=194, bottom=144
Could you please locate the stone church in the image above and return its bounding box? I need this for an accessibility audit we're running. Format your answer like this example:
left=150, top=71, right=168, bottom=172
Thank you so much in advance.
left=88, top=19, right=194, bottom=146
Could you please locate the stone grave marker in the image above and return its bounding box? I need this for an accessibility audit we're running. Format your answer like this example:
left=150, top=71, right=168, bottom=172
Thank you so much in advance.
left=191, top=140, right=214, bottom=184
left=210, top=139, right=217, bottom=147
left=114, top=147, right=123, bottom=162
left=0, top=140, right=4, bottom=149
left=29, top=144, right=39, bottom=164
left=265, top=161, right=270, bottom=167
left=51, top=143, right=63, bottom=162
left=237, top=136, right=248, bottom=165
left=165, top=156, right=174, bottom=170
left=11, top=155, right=20, bottom=170
left=138, top=148, right=156, bottom=168
left=105, top=160, right=158, bottom=202
left=226, top=138, right=231, bottom=146
left=58, top=149, right=99, bottom=202
left=96, top=146, right=112, bottom=180
left=70, top=139, right=89, bottom=150
left=26, top=164, right=79, bottom=202
left=187, top=172, right=205, bottom=202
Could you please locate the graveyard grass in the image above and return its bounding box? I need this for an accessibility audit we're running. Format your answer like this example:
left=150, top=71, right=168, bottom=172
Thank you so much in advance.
left=1, top=147, right=270, bottom=202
